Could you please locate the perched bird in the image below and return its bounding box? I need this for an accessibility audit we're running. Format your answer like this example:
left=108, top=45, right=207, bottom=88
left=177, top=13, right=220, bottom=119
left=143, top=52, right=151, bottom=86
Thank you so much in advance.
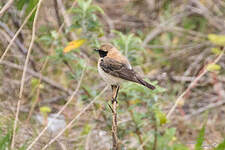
left=95, top=43, right=155, bottom=101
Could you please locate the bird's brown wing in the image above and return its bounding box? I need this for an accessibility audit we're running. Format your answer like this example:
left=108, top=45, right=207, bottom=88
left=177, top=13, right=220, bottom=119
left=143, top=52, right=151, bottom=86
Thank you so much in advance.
left=100, top=57, right=155, bottom=89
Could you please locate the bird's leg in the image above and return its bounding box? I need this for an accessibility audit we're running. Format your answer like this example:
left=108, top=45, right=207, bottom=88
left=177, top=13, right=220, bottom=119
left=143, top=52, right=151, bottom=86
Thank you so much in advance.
left=111, top=85, right=120, bottom=104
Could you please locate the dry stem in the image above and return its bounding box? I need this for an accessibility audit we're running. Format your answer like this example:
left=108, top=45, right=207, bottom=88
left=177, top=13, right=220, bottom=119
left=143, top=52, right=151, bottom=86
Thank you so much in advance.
left=167, top=49, right=224, bottom=119
left=0, top=0, right=14, bottom=17
left=112, top=100, right=118, bottom=150
left=26, top=62, right=87, bottom=150
left=41, top=86, right=108, bottom=150
left=0, top=6, right=37, bottom=63
left=111, top=85, right=120, bottom=150
left=0, top=60, right=73, bottom=95
left=11, top=0, right=44, bottom=149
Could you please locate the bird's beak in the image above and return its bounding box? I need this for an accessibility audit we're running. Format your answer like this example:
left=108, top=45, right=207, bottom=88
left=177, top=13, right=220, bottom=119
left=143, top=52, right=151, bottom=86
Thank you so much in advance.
left=94, top=48, right=99, bottom=52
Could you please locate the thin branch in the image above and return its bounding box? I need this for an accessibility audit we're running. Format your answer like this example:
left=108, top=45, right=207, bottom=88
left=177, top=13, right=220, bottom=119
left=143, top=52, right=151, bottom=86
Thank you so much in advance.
left=0, top=0, right=14, bottom=17
left=10, top=99, right=21, bottom=150
left=112, top=100, right=118, bottom=150
left=189, top=0, right=225, bottom=31
left=41, top=86, right=108, bottom=150
left=53, top=0, right=62, bottom=28
left=152, top=113, right=158, bottom=150
left=14, top=0, right=80, bottom=149
left=111, top=85, right=119, bottom=150
left=40, top=95, right=67, bottom=104
left=0, top=5, right=37, bottom=63
left=167, top=49, right=224, bottom=119
left=26, top=83, right=41, bottom=122
left=101, top=12, right=114, bottom=37
left=183, top=49, right=209, bottom=76
left=0, top=60, right=72, bottom=94
left=19, top=0, right=44, bottom=98
left=57, top=0, right=77, bottom=40
left=137, top=136, right=151, bottom=150
left=26, top=62, right=87, bottom=150
left=184, top=99, right=225, bottom=120
left=142, top=11, right=191, bottom=47
left=0, top=21, right=37, bottom=71
left=0, top=21, right=26, bottom=54
left=11, top=0, right=44, bottom=148
left=85, top=130, right=92, bottom=150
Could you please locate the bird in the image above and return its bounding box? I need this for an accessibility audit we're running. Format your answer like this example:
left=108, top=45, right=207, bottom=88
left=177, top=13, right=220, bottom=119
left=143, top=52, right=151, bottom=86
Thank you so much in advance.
left=95, top=43, right=155, bottom=102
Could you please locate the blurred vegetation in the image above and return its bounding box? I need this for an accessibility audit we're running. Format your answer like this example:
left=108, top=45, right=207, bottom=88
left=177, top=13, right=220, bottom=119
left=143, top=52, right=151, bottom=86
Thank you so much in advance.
left=0, top=0, right=225, bottom=149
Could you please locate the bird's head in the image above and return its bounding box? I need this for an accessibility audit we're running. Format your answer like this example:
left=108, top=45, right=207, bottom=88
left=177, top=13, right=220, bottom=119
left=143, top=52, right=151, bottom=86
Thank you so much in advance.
left=94, top=43, right=115, bottom=58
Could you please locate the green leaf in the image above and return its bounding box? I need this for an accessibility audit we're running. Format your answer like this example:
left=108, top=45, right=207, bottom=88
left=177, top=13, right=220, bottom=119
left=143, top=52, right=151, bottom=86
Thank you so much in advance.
left=211, top=48, right=223, bottom=55
left=81, top=124, right=92, bottom=135
left=195, top=125, right=206, bottom=150
left=214, top=138, right=225, bottom=150
left=155, top=110, right=167, bottom=125
left=206, top=64, right=221, bottom=72
left=0, top=129, right=12, bottom=149
left=208, top=34, right=225, bottom=46
left=16, top=0, right=28, bottom=10
left=40, top=106, right=51, bottom=114
left=89, top=5, right=104, bottom=14
left=51, top=31, right=59, bottom=39
left=25, top=0, right=38, bottom=25
left=31, top=78, right=39, bottom=88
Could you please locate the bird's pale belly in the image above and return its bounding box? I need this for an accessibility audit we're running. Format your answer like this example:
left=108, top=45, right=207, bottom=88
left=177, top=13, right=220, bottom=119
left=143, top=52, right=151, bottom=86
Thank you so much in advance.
left=98, top=62, right=123, bottom=85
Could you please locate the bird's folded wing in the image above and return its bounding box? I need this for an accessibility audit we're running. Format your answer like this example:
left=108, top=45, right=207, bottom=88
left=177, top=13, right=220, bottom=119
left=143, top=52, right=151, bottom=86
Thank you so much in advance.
left=100, top=57, right=137, bottom=82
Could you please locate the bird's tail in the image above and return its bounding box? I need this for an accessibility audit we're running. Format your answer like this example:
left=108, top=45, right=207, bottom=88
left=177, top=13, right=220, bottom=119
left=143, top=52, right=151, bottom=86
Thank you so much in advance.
left=136, top=76, right=155, bottom=90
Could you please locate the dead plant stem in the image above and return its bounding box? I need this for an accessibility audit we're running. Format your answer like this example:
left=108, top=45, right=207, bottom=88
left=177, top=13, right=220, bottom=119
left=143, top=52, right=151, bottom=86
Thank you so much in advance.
left=167, top=49, right=224, bottom=119
left=112, top=100, right=118, bottom=150
left=11, top=0, right=44, bottom=149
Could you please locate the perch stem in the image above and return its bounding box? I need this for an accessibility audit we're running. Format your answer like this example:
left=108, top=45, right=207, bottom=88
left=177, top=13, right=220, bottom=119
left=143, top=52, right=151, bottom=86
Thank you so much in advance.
left=111, top=85, right=119, bottom=150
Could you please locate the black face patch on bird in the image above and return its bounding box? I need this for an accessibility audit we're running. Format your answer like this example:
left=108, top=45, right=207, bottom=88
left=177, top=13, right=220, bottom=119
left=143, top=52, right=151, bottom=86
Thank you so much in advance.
left=98, top=49, right=108, bottom=58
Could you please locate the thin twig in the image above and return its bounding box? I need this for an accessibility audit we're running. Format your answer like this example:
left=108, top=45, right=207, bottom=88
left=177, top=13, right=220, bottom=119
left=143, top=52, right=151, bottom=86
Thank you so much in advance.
left=53, top=0, right=62, bottom=28
left=111, top=85, right=119, bottom=150
left=0, top=6, right=37, bottom=63
left=26, top=84, right=41, bottom=122
left=25, top=1, right=81, bottom=149
left=85, top=130, right=92, bottom=150
left=137, top=136, right=151, bottom=150
left=26, top=25, right=70, bottom=122
left=11, top=1, right=44, bottom=148
left=41, top=86, right=108, bottom=150
left=152, top=113, right=158, bottom=150
left=101, top=12, right=114, bottom=37
left=167, top=49, right=224, bottom=119
left=10, top=99, right=21, bottom=149
left=112, top=100, right=118, bottom=150
left=0, top=21, right=37, bottom=71
left=26, top=62, right=87, bottom=150
left=189, top=0, right=225, bottom=31
left=142, top=11, right=191, bottom=47
left=19, top=0, right=44, bottom=98
left=0, top=0, right=14, bottom=17
left=57, top=0, right=77, bottom=40
left=0, top=60, right=73, bottom=94
left=184, top=99, right=225, bottom=120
